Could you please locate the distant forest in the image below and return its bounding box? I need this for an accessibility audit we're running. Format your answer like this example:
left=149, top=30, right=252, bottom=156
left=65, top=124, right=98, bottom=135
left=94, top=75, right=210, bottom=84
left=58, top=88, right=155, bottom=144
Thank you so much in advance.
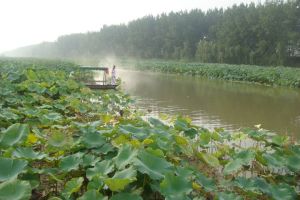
left=5, top=0, right=300, bottom=66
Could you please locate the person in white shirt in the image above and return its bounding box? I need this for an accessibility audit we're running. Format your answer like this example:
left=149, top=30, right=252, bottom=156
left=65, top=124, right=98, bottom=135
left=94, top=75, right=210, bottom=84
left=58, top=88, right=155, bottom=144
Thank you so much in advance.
left=111, top=65, right=116, bottom=85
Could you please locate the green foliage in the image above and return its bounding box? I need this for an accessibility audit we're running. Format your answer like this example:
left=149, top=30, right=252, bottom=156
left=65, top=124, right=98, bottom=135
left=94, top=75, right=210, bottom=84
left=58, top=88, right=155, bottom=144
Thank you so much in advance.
left=12, top=147, right=46, bottom=160
left=0, top=123, right=29, bottom=147
left=0, top=179, right=31, bottom=200
left=0, top=58, right=300, bottom=199
left=62, top=177, right=84, bottom=199
left=6, top=1, right=300, bottom=67
left=113, top=144, right=138, bottom=169
left=0, top=158, right=28, bottom=181
left=59, top=153, right=82, bottom=172
left=160, top=173, right=192, bottom=200
left=110, top=193, right=142, bottom=200
left=124, top=59, right=300, bottom=88
left=78, top=190, right=105, bottom=200
left=134, top=150, right=173, bottom=180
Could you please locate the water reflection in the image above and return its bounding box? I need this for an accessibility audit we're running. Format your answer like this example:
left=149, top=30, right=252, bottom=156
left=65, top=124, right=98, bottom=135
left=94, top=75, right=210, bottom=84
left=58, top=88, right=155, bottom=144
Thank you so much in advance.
left=118, top=69, right=300, bottom=136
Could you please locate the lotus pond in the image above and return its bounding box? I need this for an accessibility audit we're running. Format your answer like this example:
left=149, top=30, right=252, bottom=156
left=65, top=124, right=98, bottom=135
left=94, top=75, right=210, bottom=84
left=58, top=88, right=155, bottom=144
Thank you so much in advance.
left=0, top=58, right=300, bottom=200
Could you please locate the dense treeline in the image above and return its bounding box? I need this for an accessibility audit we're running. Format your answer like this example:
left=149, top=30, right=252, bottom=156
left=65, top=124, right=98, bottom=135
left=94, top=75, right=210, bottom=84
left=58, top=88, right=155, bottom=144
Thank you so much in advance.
left=5, top=0, right=300, bottom=66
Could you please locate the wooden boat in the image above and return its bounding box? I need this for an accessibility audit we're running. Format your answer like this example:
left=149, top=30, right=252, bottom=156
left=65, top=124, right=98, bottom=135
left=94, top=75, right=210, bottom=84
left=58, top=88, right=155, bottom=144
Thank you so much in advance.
left=85, top=84, right=118, bottom=90
left=78, top=66, right=118, bottom=90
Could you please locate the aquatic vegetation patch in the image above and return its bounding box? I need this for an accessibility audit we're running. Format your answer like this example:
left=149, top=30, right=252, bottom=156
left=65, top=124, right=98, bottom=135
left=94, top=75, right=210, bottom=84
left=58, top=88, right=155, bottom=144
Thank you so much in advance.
left=122, top=60, right=300, bottom=88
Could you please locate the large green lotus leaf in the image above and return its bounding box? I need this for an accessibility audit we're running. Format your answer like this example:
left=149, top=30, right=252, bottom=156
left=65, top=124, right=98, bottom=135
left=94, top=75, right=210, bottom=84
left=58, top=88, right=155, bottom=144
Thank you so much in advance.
left=86, top=160, right=114, bottom=180
left=175, top=166, right=194, bottom=178
left=62, top=177, right=83, bottom=199
left=69, top=99, right=88, bottom=113
left=28, top=83, right=46, bottom=94
left=38, top=104, right=53, bottom=109
left=216, top=192, right=243, bottom=200
left=13, top=147, right=46, bottom=160
left=53, top=103, right=67, bottom=111
left=82, top=154, right=100, bottom=167
left=151, top=127, right=172, bottom=137
left=234, top=177, right=261, bottom=193
left=22, top=107, right=40, bottom=117
left=25, top=69, right=38, bottom=80
left=134, top=150, right=173, bottom=180
left=0, top=157, right=28, bottom=181
left=59, top=153, right=82, bottom=172
left=104, top=178, right=132, bottom=192
left=198, top=152, right=220, bottom=167
left=234, top=149, right=255, bottom=163
left=47, top=86, right=59, bottom=97
left=223, top=159, right=243, bottom=175
left=148, top=117, right=167, bottom=129
left=110, top=193, right=142, bottom=200
left=245, top=129, right=266, bottom=141
left=0, top=179, right=31, bottom=200
left=19, top=172, right=40, bottom=189
left=268, top=183, right=297, bottom=200
left=174, top=117, right=190, bottom=131
left=262, top=153, right=286, bottom=168
left=87, top=176, right=104, bottom=191
left=113, top=144, right=138, bottom=169
left=7, top=72, right=22, bottom=82
left=287, top=154, right=300, bottom=172
left=160, top=173, right=192, bottom=200
left=198, top=131, right=211, bottom=146
left=0, top=109, right=19, bottom=120
left=82, top=132, right=106, bottom=148
left=174, top=135, right=189, bottom=146
left=102, top=143, right=115, bottom=153
left=77, top=190, right=105, bottom=200
left=113, top=166, right=137, bottom=180
left=235, top=177, right=274, bottom=197
left=224, top=150, right=255, bottom=175
left=66, top=80, right=79, bottom=90
left=119, top=124, right=149, bottom=140
left=150, top=134, right=171, bottom=151
left=184, top=128, right=198, bottom=139
left=253, top=177, right=270, bottom=194
left=195, top=172, right=216, bottom=192
left=0, top=123, right=29, bottom=147
left=271, top=135, right=288, bottom=146
left=40, top=112, right=62, bottom=123
left=48, top=132, right=68, bottom=148
left=91, top=143, right=115, bottom=155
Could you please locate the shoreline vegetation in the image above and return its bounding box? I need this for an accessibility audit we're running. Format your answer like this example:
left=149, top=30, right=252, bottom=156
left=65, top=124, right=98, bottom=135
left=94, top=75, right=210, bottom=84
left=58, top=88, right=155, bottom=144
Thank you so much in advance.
left=118, top=59, right=300, bottom=88
left=1, top=57, right=300, bottom=199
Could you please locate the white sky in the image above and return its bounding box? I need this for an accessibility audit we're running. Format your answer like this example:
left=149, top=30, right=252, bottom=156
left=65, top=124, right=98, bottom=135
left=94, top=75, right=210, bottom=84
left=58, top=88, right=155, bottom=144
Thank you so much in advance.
left=0, top=0, right=263, bottom=53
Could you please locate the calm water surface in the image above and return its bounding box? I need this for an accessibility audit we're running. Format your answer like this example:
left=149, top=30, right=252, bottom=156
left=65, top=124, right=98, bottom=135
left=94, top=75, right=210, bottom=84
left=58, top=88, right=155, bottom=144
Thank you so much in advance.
left=117, top=69, right=300, bottom=136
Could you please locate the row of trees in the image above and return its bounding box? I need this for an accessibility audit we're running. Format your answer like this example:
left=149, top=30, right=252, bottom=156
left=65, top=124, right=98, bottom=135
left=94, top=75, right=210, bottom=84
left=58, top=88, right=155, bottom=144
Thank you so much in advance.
left=6, top=0, right=300, bottom=66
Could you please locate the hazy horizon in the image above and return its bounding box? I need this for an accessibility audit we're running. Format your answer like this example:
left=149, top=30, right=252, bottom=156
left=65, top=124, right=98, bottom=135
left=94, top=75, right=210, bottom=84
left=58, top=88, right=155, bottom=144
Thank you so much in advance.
left=0, top=0, right=265, bottom=54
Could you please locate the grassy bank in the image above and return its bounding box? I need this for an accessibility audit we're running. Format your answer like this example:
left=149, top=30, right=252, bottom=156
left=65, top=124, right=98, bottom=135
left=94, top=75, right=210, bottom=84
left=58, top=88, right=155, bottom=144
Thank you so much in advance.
left=120, top=60, right=300, bottom=88
left=1, top=58, right=300, bottom=199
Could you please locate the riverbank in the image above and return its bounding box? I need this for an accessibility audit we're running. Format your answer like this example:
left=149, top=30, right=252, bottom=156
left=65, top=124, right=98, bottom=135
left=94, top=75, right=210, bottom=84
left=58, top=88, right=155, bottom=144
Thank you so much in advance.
left=1, top=57, right=300, bottom=199
left=119, top=59, right=300, bottom=88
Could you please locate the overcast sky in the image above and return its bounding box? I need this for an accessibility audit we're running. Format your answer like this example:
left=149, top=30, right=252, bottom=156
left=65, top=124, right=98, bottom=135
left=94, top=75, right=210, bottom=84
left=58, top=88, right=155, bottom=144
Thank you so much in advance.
left=0, top=0, right=263, bottom=53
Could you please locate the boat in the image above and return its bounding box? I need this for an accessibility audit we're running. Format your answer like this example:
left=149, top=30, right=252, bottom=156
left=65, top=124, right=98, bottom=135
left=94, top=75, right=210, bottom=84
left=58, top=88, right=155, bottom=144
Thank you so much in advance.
left=78, top=66, right=118, bottom=90
left=85, top=84, right=118, bottom=90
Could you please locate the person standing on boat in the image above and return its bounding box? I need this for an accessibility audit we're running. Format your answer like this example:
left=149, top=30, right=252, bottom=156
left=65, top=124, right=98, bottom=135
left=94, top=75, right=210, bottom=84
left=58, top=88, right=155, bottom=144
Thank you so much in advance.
left=111, top=65, right=116, bottom=85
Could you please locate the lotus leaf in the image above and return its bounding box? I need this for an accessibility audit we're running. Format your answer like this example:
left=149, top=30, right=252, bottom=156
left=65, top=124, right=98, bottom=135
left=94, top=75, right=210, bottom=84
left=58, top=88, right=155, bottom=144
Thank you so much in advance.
left=0, top=179, right=31, bottom=200
left=0, top=157, right=28, bottom=181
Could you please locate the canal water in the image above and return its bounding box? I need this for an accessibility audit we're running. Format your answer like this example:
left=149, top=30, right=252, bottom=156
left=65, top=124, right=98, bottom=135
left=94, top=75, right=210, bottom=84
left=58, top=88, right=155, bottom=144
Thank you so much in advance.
left=117, top=69, right=300, bottom=136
